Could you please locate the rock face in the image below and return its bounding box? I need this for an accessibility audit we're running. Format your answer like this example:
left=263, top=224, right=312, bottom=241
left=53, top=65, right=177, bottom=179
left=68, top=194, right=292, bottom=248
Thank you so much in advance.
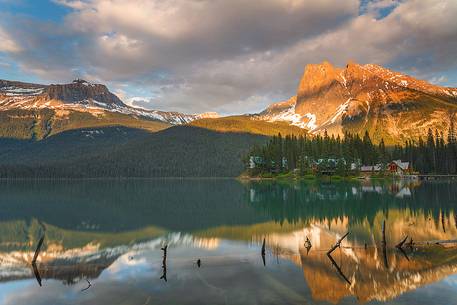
left=45, top=79, right=125, bottom=107
left=256, top=61, right=457, bottom=144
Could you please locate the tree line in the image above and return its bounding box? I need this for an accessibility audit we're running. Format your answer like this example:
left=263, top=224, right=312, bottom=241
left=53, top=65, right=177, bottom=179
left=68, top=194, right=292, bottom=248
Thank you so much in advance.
left=247, top=122, right=457, bottom=175
left=396, top=125, right=457, bottom=174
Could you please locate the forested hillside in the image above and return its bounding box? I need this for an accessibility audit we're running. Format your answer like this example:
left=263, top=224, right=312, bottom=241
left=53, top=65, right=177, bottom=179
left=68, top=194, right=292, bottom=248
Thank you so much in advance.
left=0, top=126, right=267, bottom=178
left=0, top=108, right=170, bottom=140
left=190, top=115, right=306, bottom=136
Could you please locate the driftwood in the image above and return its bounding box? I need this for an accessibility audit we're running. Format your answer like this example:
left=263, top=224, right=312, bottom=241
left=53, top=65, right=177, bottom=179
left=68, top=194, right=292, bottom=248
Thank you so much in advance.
left=327, top=232, right=349, bottom=255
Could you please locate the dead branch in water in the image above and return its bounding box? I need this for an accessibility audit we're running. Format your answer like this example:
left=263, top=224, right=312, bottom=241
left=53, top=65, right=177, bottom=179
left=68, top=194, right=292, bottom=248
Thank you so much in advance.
left=81, top=279, right=92, bottom=292
left=304, top=236, right=312, bottom=254
left=381, top=220, right=388, bottom=269
left=327, top=232, right=349, bottom=255
left=261, top=238, right=266, bottom=266
left=327, top=252, right=351, bottom=285
left=31, top=262, right=42, bottom=287
left=441, top=210, right=446, bottom=233
left=160, top=245, right=168, bottom=282
left=416, top=239, right=457, bottom=245
left=396, top=235, right=409, bottom=249
left=32, top=235, right=45, bottom=264
left=397, top=247, right=410, bottom=261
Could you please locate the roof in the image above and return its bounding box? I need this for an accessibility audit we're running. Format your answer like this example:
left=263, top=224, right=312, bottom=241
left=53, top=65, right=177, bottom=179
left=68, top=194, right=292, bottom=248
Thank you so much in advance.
left=391, top=160, right=410, bottom=170
left=360, top=165, right=382, bottom=172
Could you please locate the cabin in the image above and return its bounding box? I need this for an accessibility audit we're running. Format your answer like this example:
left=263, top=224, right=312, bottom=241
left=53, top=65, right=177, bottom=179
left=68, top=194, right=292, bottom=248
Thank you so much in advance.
left=249, top=156, right=264, bottom=169
left=312, top=158, right=347, bottom=175
left=387, top=160, right=412, bottom=175
left=360, top=164, right=382, bottom=173
left=248, top=156, right=287, bottom=171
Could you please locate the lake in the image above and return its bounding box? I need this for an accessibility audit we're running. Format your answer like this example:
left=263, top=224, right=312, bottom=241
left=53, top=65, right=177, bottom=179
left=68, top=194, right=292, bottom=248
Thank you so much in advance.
left=0, top=179, right=457, bottom=305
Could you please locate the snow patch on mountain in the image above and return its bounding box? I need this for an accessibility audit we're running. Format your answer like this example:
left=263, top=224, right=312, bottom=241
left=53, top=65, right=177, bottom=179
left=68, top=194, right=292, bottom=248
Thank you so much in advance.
left=0, top=80, right=219, bottom=125
left=0, top=86, right=44, bottom=96
left=254, top=99, right=318, bottom=131
left=303, top=113, right=317, bottom=130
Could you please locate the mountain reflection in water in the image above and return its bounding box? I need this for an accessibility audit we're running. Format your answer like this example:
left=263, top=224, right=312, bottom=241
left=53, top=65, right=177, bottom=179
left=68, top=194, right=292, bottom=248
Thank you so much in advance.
left=0, top=179, right=457, bottom=305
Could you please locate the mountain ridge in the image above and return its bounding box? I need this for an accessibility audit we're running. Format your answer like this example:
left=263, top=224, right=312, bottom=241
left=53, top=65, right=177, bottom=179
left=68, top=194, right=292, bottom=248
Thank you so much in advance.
left=1, top=61, right=457, bottom=144
left=0, top=78, right=219, bottom=126
left=254, top=61, right=457, bottom=144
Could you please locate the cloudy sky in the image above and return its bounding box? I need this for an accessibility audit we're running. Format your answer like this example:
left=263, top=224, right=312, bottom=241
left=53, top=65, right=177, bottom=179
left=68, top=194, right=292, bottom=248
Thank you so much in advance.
left=0, top=0, right=456, bottom=114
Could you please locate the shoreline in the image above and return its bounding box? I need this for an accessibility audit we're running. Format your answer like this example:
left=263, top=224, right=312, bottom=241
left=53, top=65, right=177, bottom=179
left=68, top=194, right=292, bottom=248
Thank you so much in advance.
left=238, top=173, right=424, bottom=182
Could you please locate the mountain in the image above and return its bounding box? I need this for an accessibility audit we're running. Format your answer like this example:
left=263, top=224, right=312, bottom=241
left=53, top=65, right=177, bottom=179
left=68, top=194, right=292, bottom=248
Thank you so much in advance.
left=0, top=78, right=303, bottom=178
left=0, top=79, right=218, bottom=139
left=255, top=61, right=457, bottom=144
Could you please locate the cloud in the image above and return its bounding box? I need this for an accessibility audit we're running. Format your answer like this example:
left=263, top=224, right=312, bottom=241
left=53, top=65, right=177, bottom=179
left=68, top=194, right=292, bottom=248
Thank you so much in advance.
left=430, top=76, right=448, bottom=85
left=0, top=0, right=456, bottom=114
left=52, top=0, right=89, bottom=10
left=0, top=26, right=21, bottom=52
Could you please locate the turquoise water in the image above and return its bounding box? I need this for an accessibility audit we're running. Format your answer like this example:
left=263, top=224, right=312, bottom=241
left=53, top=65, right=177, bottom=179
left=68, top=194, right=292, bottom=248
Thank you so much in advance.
left=0, top=179, right=457, bottom=305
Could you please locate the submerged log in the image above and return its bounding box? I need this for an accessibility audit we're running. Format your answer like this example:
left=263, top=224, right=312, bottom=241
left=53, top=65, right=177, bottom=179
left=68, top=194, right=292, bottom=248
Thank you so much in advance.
left=417, top=239, right=457, bottom=245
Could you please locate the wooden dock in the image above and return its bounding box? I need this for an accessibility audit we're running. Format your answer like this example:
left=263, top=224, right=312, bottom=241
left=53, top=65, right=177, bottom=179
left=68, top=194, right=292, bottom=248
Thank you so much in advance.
left=417, top=174, right=457, bottom=180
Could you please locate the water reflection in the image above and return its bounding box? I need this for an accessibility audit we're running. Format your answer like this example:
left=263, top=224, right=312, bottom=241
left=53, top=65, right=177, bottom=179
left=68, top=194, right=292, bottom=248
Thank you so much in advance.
left=0, top=179, right=457, bottom=304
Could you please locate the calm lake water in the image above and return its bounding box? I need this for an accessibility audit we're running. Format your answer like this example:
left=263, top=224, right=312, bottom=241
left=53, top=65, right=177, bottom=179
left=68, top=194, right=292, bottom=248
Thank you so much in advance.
left=1, top=179, right=457, bottom=305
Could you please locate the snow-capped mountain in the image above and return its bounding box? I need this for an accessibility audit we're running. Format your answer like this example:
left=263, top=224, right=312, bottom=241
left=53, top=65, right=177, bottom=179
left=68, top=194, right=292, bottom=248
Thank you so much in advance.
left=2, top=62, right=456, bottom=144
left=0, top=79, right=218, bottom=125
left=253, top=61, right=457, bottom=144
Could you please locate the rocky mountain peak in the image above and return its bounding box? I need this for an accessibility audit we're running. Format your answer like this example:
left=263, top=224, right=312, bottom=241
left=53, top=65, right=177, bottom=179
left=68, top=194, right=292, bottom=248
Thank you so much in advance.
left=45, top=80, right=125, bottom=107
left=299, top=61, right=341, bottom=91
left=257, top=61, right=457, bottom=144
